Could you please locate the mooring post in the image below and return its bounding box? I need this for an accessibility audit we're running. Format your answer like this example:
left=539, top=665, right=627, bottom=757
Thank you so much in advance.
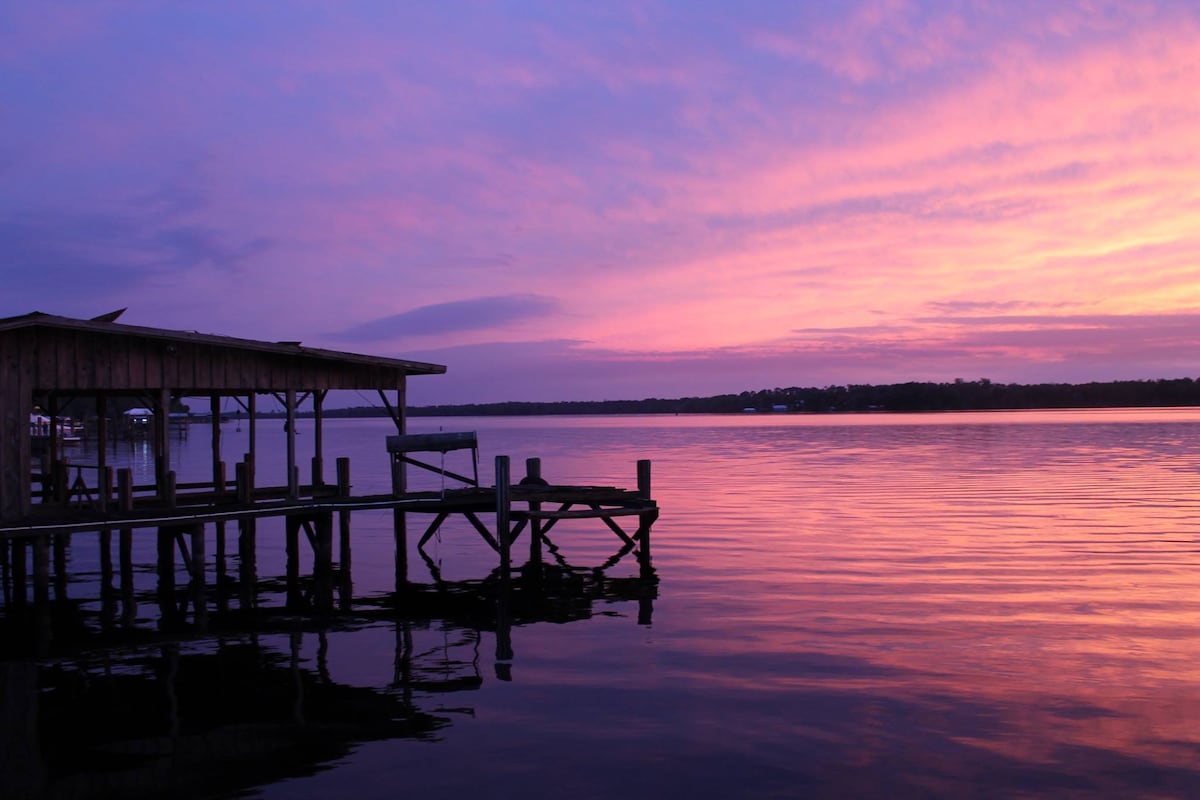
left=392, top=451, right=408, bottom=591
left=98, top=465, right=113, bottom=513
left=118, top=468, right=133, bottom=513
left=637, top=459, right=653, bottom=560
left=165, top=471, right=177, bottom=510
left=336, top=456, right=352, bottom=588
left=215, top=461, right=226, bottom=498
left=496, top=455, right=512, bottom=585
left=525, top=457, right=544, bottom=568
left=236, top=461, right=248, bottom=504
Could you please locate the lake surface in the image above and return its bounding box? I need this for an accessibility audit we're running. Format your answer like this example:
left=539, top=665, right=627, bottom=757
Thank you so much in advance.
left=6, top=408, right=1200, bottom=798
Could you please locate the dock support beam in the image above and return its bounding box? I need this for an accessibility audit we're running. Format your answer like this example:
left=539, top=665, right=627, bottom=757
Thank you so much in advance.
left=391, top=382, right=408, bottom=593
left=525, top=457, right=544, bottom=570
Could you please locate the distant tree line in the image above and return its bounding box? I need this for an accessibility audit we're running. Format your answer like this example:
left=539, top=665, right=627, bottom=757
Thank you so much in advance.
left=305, top=377, right=1200, bottom=417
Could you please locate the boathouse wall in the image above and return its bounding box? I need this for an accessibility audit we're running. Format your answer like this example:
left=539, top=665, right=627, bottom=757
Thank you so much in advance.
left=0, top=312, right=446, bottom=522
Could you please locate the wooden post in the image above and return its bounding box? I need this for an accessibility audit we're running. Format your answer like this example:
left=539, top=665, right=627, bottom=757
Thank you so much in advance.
left=53, top=458, right=69, bottom=504
left=98, top=465, right=113, bottom=513
left=526, top=457, right=543, bottom=568
left=496, top=455, right=511, bottom=585
left=336, top=457, right=352, bottom=607
left=285, top=389, right=298, bottom=500
left=118, top=468, right=134, bottom=513
left=156, top=388, right=171, bottom=499
left=247, top=393, right=257, bottom=475
left=637, top=459, right=653, bottom=564
left=236, top=461, right=248, bottom=504
left=210, top=395, right=222, bottom=492
left=637, top=459, right=652, bottom=499
left=164, top=470, right=177, bottom=510
left=392, top=383, right=408, bottom=592
left=313, top=390, right=325, bottom=489
left=96, top=393, right=108, bottom=495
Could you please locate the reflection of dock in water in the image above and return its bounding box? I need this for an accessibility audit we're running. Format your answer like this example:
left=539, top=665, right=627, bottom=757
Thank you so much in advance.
left=0, top=312, right=660, bottom=799
left=0, top=530, right=658, bottom=799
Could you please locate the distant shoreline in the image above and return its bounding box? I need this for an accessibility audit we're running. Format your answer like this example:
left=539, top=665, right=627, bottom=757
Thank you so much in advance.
left=262, top=378, right=1200, bottom=418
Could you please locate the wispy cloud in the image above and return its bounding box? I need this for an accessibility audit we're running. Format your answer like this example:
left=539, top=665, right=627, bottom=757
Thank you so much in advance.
left=330, top=295, right=561, bottom=342
left=2, top=2, right=1199, bottom=400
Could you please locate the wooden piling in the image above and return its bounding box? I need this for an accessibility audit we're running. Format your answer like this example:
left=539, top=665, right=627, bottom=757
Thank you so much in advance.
left=637, top=459, right=653, bottom=562
left=496, top=455, right=511, bottom=585
left=525, top=457, right=544, bottom=568
left=98, top=465, right=112, bottom=514
left=337, top=457, right=352, bottom=607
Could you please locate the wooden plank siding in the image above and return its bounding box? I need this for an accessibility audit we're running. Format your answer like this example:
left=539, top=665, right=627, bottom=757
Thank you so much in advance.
left=0, top=313, right=445, bottom=521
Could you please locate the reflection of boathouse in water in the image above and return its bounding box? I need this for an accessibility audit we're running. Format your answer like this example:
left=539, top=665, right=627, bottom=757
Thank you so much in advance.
left=0, top=310, right=659, bottom=798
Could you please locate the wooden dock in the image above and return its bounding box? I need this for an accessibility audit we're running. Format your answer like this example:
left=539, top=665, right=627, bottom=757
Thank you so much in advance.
left=0, top=312, right=659, bottom=646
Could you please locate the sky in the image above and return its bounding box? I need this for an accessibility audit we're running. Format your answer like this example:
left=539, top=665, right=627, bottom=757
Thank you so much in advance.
left=2, top=1, right=1199, bottom=406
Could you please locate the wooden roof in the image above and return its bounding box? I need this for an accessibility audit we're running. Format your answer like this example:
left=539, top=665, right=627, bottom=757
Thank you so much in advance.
left=0, top=311, right=446, bottom=393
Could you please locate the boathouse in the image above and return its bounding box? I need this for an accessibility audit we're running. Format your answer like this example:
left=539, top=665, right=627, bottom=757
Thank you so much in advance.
left=0, top=310, right=445, bottom=522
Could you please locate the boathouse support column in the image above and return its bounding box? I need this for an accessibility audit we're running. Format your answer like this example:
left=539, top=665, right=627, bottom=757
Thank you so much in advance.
left=392, top=381, right=408, bottom=592
left=96, top=393, right=108, bottom=497
left=496, top=455, right=515, bottom=667
left=496, top=455, right=511, bottom=585
left=154, top=388, right=171, bottom=500
left=526, top=457, right=544, bottom=569
left=247, top=393, right=257, bottom=491
left=312, top=390, right=325, bottom=489
left=286, top=389, right=298, bottom=500
left=210, top=395, right=222, bottom=495
left=0, top=372, right=32, bottom=520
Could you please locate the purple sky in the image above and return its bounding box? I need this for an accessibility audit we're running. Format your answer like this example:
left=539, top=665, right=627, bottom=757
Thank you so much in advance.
left=3, top=2, right=1200, bottom=406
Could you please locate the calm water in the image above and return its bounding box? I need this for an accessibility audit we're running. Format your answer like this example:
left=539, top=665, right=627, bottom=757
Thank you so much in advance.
left=6, top=408, right=1200, bottom=798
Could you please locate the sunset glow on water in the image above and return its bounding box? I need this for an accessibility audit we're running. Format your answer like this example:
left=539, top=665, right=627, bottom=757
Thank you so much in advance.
left=7, top=409, right=1200, bottom=798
